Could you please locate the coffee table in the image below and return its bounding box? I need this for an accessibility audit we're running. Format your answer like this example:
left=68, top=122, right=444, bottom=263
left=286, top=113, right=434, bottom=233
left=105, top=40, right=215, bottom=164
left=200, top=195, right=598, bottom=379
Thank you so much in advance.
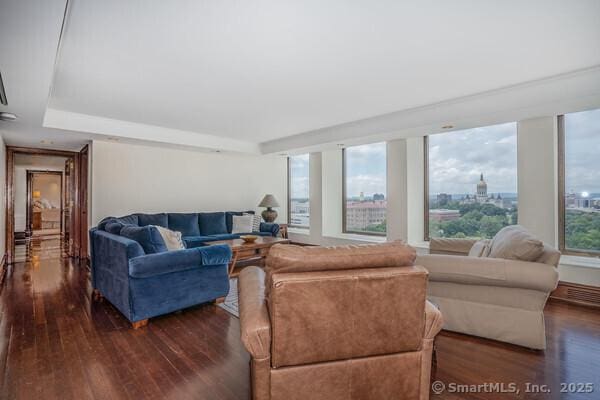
left=207, top=236, right=290, bottom=276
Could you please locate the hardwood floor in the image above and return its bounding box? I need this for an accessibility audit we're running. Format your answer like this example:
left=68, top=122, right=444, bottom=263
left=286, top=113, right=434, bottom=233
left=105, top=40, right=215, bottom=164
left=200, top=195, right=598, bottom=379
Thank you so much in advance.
left=1, top=239, right=599, bottom=400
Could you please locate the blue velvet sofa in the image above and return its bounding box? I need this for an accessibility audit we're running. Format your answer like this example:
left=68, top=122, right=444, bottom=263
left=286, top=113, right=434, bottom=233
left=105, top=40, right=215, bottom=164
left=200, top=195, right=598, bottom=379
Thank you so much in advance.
left=89, top=211, right=279, bottom=328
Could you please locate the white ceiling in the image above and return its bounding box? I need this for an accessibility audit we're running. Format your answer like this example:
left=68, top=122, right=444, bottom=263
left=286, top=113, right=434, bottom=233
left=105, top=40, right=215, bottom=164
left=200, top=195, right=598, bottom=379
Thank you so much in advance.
left=2, top=0, right=600, bottom=153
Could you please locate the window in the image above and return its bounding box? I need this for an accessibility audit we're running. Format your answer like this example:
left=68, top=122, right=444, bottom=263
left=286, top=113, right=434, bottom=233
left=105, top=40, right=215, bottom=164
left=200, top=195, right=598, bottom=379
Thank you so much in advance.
left=343, top=142, right=387, bottom=235
left=425, top=122, right=518, bottom=240
left=288, top=154, right=310, bottom=228
left=559, top=108, right=600, bottom=255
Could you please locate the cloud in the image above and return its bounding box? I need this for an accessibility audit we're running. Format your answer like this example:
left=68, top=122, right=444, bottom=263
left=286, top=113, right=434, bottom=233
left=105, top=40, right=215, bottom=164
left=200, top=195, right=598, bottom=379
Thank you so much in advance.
left=429, top=122, right=518, bottom=195
left=345, top=142, right=387, bottom=197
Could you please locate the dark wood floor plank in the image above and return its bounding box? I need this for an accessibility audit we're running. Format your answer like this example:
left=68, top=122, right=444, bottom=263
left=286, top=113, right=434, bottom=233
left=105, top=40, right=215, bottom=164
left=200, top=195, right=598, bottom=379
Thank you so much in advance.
left=1, top=237, right=599, bottom=400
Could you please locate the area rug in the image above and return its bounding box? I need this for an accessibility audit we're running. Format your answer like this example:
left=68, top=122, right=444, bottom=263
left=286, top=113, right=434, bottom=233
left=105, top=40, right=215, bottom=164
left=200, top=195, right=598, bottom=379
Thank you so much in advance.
left=217, top=278, right=239, bottom=317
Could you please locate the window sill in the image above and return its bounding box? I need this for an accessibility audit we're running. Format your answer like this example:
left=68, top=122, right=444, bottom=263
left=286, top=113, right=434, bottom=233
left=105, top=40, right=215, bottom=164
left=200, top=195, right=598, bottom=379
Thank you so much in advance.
left=288, top=227, right=310, bottom=236
left=559, top=254, right=600, bottom=269
left=324, top=233, right=386, bottom=243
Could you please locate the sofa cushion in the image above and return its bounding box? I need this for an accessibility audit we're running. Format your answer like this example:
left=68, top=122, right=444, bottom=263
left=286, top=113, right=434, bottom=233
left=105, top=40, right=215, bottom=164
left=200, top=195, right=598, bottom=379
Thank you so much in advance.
left=199, top=212, right=228, bottom=235
left=209, top=233, right=239, bottom=241
left=137, top=213, right=168, bottom=228
left=167, top=213, right=200, bottom=236
left=489, top=225, right=544, bottom=262
left=120, top=225, right=168, bottom=254
left=232, top=215, right=254, bottom=234
left=183, top=235, right=218, bottom=248
left=154, top=225, right=185, bottom=251
left=226, top=211, right=255, bottom=233
left=105, top=221, right=130, bottom=235
left=117, top=214, right=139, bottom=226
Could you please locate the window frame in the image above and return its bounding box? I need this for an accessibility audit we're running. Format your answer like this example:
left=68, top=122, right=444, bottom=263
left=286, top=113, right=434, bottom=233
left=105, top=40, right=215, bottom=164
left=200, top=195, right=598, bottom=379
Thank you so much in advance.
left=287, top=154, right=310, bottom=229
left=342, top=145, right=387, bottom=237
left=557, top=114, right=600, bottom=257
left=423, top=135, right=431, bottom=241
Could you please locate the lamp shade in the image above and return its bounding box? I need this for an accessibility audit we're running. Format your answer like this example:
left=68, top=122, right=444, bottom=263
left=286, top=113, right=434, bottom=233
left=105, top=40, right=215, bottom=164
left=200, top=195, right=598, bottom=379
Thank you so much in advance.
left=258, top=194, right=280, bottom=208
left=33, top=190, right=41, bottom=199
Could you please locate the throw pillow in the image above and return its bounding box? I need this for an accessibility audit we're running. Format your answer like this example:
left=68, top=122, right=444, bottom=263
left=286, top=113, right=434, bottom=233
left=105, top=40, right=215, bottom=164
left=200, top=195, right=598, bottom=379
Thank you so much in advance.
left=154, top=225, right=185, bottom=251
left=120, top=225, right=168, bottom=254
left=232, top=215, right=254, bottom=234
left=244, top=212, right=261, bottom=232
left=488, top=225, right=544, bottom=261
left=468, top=239, right=491, bottom=257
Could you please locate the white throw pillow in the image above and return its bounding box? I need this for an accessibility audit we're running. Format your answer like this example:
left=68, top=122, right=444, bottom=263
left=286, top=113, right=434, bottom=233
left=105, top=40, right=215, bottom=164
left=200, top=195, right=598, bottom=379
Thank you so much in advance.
left=232, top=215, right=254, bottom=234
left=154, top=225, right=185, bottom=251
left=244, top=212, right=261, bottom=232
left=468, top=239, right=491, bottom=258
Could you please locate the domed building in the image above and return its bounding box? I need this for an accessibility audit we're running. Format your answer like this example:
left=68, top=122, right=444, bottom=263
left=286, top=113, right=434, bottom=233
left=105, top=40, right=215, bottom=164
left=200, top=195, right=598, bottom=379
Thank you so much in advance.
left=476, top=173, right=488, bottom=202
left=460, top=173, right=510, bottom=208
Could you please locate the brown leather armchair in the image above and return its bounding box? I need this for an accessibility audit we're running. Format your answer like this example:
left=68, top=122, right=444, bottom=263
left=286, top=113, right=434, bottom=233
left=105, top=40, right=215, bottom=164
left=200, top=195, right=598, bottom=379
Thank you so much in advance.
left=239, top=241, right=443, bottom=400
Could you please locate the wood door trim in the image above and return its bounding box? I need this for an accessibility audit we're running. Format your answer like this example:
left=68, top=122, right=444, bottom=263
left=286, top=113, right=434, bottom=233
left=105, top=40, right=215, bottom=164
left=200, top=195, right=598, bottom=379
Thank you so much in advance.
left=5, top=146, right=87, bottom=265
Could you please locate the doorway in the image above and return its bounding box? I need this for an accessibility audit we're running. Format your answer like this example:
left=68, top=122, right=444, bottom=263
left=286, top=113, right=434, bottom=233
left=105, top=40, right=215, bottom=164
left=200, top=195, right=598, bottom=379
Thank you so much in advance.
left=6, top=146, right=89, bottom=265
left=26, top=171, right=64, bottom=237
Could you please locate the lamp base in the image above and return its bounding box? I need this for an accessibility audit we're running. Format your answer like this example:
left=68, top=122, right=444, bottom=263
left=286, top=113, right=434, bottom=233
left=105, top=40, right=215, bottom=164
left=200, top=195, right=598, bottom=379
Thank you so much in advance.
left=261, top=208, right=278, bottom=223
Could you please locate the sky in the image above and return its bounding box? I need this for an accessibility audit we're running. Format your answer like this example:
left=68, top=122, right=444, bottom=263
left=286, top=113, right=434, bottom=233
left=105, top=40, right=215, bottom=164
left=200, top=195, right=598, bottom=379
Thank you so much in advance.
left=289, top=153, right=309, bottom=199
left=345, top=142, right=387, bottom=198
left=429, top=122, right=518, bottom=195
left=565, top=108, right=600, bottom=194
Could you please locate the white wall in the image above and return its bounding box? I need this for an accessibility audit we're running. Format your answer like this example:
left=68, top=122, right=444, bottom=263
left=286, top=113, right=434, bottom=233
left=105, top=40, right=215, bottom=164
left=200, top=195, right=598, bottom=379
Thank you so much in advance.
left=517, top=117, right=558, bottom=246
left=90, top=140, right=287, bottom=225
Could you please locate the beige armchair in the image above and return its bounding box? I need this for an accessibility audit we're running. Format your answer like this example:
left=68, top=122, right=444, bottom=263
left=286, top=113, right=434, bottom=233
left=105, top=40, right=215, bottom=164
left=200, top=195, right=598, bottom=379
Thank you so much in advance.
left=239, top=242, right=444, bottom=400
left=417, top=227, right=560, bottom=350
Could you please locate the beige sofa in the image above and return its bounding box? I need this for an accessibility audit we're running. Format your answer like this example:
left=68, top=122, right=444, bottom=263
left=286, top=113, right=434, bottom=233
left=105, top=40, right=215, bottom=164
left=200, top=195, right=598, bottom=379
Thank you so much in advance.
left=239, top=241, right=443, bottom=400
left=416, top=226, right=560, bottom=349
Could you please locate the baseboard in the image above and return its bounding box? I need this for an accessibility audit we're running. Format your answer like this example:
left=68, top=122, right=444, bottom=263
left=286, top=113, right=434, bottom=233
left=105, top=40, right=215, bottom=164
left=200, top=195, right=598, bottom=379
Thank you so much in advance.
left=550, top=281, right=600, bottom=308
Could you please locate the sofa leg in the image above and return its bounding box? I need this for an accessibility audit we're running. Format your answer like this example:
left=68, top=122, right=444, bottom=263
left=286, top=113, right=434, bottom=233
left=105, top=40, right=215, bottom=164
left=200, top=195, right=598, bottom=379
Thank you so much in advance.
left=214, top=296, right=226, bottom=304
left=131, top=319, right=149, bottom=329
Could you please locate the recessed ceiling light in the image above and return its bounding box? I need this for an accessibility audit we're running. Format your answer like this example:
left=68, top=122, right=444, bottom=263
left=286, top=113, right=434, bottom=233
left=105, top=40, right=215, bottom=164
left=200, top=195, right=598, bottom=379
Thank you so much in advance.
left=0, top=112, right=17, bottom=121
left=442, top=125, right=454, bottom=129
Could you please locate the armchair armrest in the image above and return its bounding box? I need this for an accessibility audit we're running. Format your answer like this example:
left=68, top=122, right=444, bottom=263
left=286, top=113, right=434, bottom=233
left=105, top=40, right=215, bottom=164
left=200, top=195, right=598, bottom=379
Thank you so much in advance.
left=417, top=254, right=559, bottom=292
left=424, top=301, right=443, bottom=340
left=239, top=266, right=271, bottom=360
left=260, top=222, right=280, bottom=237
left=128, top=245, right=231, bottom=278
